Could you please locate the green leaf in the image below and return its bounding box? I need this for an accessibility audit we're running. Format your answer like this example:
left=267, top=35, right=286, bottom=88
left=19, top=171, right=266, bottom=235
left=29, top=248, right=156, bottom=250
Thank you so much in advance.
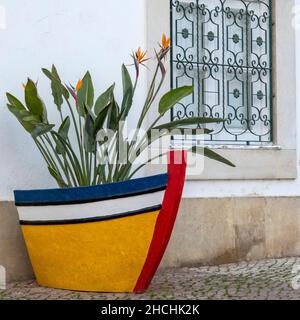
left=56, top=117, right=70, bottom=154
left=84, top=114, right=96, bottom=152
left=153, top=117, right=225, bottom=131
left=59, top=117, right=71, bottom=139
left=94, top=110, right=108, bottom=134
left=6, top=92, right=54, bottom=137
left=7, top=93, right=26, bottom=111
left=31, top=123, right=55, bottom=138
left=122, top=64, right=133, bottom=96
left=7, top=103, right=36, bottom=134
left=190, top=146, right=236, bottom=168
left=94, top=84, right=115, bottom=116
left=42, top=65, right=70, bottom=111
left=94, top=100, right=120, bottom=143
left=159, top=86, right=194, bottom=114
left=24, top=79, right=48, bottom=122
left=22, top=115, right=42, bottom=122
left=107, top=99, right=119, bottom=131
left=119, top=87, right=133, bottom=121
left=77, top=71, right=94, bottom=116
left=120, top=65, right=134, bottom=121
left=6, top=93, right=38, bottom=134
left=148, top=127, right=213, bottom=141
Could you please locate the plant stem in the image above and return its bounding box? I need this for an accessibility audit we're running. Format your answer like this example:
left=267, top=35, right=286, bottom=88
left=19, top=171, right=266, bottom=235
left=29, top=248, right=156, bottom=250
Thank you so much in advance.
left=34, top=138, right=69, bottom=187
left=43, top=134, right=71, bottom=181
left=65, top=99, right=87, bottom=183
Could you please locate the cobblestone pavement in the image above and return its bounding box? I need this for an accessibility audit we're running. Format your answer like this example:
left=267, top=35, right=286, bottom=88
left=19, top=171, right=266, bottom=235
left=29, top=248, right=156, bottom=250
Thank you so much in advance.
left=1, top=258, right=300, bottom=300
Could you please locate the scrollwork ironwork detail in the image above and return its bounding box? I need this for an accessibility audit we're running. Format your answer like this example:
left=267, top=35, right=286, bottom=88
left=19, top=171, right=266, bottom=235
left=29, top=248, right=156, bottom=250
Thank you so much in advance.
left=171, top=0, right=272, bottom=145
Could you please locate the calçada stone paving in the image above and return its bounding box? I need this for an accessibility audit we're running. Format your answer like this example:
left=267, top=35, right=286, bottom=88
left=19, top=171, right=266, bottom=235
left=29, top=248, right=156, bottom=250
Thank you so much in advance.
left=1, top=258, right=300, bottom=300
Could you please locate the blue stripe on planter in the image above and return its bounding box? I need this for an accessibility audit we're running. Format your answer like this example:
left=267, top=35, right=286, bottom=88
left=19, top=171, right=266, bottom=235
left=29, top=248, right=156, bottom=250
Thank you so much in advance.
left=14, top=173, right=168, bottom=207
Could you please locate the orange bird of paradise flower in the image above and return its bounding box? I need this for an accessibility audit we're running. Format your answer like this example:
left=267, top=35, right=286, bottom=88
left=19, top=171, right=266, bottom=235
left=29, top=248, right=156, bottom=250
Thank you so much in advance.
left=65, top=80, right=82, bottom=108
left=76, top=79, right=83, bottom=91
left=161, top=34, right=171, bottom=50
left=135, top=47, right=149, bottom=66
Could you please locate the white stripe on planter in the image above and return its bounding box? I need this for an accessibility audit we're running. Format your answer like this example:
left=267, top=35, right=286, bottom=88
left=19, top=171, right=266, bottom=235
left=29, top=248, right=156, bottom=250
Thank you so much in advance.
left=17, top=190, right=164, bottom=222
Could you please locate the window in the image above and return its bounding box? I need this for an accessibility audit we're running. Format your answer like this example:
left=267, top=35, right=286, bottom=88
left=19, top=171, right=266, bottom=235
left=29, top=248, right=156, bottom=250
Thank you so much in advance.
left=171, top=0, right=272, bottom=145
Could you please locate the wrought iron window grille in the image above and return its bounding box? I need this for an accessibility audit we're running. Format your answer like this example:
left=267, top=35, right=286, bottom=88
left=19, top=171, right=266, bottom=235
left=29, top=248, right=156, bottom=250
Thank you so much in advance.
left=170, top=0, right=273, bottom=146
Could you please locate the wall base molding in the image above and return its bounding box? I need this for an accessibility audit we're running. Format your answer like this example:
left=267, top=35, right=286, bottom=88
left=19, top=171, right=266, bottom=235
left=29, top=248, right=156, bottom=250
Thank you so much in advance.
left=161, top=197, right=300, bottom=268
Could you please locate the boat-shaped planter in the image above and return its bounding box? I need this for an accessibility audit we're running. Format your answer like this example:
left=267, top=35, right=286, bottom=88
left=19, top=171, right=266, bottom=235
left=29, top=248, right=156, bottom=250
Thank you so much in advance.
left=14, top=151, right=187, bottom=293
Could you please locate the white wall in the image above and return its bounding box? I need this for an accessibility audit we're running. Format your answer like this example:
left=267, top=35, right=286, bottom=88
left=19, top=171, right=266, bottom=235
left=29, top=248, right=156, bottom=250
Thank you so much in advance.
left=0, top=0, right=300, bottom=200
left=0, top=0, right=147, bottom=200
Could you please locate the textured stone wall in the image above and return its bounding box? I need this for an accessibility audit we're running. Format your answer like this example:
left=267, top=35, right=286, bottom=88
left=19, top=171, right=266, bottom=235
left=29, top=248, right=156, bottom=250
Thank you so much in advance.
left=161, top=198, right=300, bottom=268
left=0, top=202, right=33, bottom=282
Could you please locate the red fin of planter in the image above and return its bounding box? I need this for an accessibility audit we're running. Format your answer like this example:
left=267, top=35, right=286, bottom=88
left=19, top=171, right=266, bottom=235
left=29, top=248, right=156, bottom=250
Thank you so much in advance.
left=134, top=150, right=187, bottom=293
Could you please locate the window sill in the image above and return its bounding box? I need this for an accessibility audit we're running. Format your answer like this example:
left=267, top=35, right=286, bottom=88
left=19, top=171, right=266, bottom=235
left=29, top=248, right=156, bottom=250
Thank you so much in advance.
left=206, top=145, right=282, bottom=151
left=145, top=147, right=297, bottom=181
left=186, top=147, right=297, bottom=181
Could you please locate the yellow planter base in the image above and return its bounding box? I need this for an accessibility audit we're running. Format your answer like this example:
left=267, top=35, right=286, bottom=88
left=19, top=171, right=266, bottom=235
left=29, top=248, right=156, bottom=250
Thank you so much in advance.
left=22, top=211, right=159, bottom=292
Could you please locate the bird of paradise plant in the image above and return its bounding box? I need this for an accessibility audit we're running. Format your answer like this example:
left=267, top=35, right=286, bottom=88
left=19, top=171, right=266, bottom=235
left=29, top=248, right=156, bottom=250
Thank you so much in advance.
left=6, top=35, right=235, bottom=188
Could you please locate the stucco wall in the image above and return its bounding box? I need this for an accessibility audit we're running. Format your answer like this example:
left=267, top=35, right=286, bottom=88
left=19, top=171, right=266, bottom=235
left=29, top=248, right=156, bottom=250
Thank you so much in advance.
left=0, top=0, right=147, bottom=200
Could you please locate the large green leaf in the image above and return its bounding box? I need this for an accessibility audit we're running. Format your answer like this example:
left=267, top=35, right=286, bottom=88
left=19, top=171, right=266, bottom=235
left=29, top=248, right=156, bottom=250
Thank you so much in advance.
left=31, top=123, right=55, bottom=139
left=107, top=99, right=119, bottom=131
left=93, top=90, right=120, bottom=139
left=190, top=146, right=236, bottom=168
left=7, top=103, right=36, bottom=134
left=147, top=127, right=213, bottom=142
left=121, top=64, right=133, bottom=96
left=42, top=65, right=70, bottom=111
left=119, top=87, right=133, bottom=121
left=7, top=92, right=54, bottom=137
left=94, top=102, right=111, bottom=135
left=159, top=86, right=194, bottom=114
left=153, top=117, right=225, bottom=131
left=119, top=64, right=133, bottom=121
left=94, top=84, right=115, bottom=115
left=24, top=79, right=48, bottom=122
left=7, top=93, right=26, bottom=111
left=77, top=71, right=94, bottom=116
left=55, top=117, right=70, bottom=154
left=84, top=114, right=96, bottom=152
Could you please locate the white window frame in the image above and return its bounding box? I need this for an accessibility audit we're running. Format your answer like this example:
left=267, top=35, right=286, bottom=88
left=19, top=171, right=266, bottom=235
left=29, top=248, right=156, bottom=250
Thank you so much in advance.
left=146, top=0, right=297, bottom=180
